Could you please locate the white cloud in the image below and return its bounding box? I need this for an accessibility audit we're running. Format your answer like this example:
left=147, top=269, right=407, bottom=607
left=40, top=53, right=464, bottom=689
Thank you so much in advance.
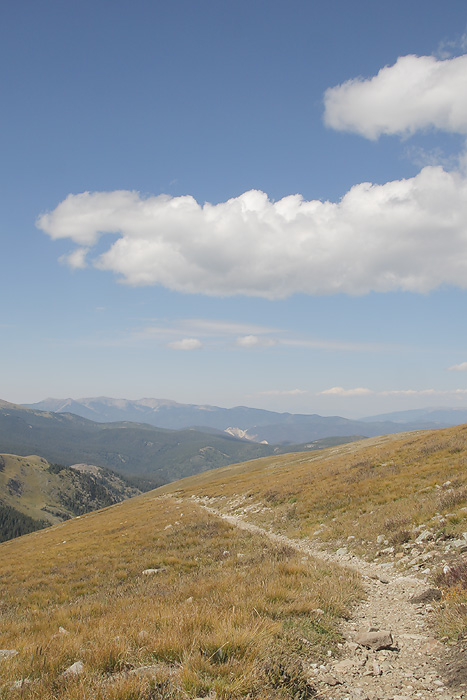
left=59, top=247, right=89, bottom=269
left=236, top=335, right=277, bottom=348
left=437, top=33, right=467, bottom=60
left=320, top=387, right=374, bottom=397
left=319, top=387, right=467, bottom=398
left=167, top=338, right=202, bottom=350
left=324, top=54, right=467, bottom=139
left=449, top=362, right=467, bottom=371
left=138, top=318, right=278, bottom=341
left=36, top=169, right=467, bottom=298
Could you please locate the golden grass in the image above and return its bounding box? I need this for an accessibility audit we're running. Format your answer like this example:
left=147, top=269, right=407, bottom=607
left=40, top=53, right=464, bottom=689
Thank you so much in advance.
left=0, top=493, right=361, bottom=699
left=5, top=423, right=467, bottom=697
left=162, top=426, right=467, bottom=549
left=159, top=425, right=467, bottom=644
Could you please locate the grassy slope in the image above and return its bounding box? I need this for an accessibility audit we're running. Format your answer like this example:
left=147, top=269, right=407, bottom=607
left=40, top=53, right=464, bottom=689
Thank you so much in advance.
left=162, top=424, right=467, bottom=644
left=4, top=425, right=467, bottom=697
left=0, top=492, right=360, bottom=699
left=0, top=453, right=142, bottom=531
left=161, top=426, right=467, bottom=546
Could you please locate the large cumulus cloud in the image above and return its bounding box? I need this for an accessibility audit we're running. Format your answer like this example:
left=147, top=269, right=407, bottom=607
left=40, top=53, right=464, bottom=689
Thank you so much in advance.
left=37, top=165, right=467, bottom=298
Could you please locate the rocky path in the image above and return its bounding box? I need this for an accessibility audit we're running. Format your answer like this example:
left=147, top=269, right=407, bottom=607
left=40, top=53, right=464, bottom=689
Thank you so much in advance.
left=197, top=501, right=462, bottom=700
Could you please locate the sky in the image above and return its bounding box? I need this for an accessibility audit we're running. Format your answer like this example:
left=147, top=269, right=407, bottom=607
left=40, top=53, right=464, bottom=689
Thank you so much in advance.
left=2, top=0, right=467, bottom=418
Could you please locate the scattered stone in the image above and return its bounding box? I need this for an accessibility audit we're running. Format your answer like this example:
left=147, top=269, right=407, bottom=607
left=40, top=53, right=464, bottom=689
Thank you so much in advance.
left=415, top=530, right=433, bottom=544
left=61, top=660, right=84, bottom=678
left=420, top=638, right=444, bottom=655
left=334, top=658, right=356, bottom=674
left=0, top=649, right=18, bottom=659
left=142, top=567, right=164, bottom=575
left=355, top=630, right=394, bottom=651
left=129, top=663, right=178, bottom=679
left=350, top=689, right=370, bottom=700
left=409, top=588, right=442, bottom=604
left=321, top=673, right=341, bottom=686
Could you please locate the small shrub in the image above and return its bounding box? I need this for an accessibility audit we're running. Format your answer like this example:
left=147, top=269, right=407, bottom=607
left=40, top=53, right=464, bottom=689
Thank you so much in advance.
left=262, top=648, right=315, bottom=699
left=435, top=560, right=467, bottom=591
left=437, top=488, right=467, bottom=512
left=388, top=528, right=411, bottom=546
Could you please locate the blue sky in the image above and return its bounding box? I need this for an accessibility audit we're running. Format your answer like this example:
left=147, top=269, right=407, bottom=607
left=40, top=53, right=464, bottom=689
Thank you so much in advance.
left=2, top=0, right=467, bottom=417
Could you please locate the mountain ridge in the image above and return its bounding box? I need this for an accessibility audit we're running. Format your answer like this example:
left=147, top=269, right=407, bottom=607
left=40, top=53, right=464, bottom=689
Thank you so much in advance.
left=23, top=395, right=457, bottom=444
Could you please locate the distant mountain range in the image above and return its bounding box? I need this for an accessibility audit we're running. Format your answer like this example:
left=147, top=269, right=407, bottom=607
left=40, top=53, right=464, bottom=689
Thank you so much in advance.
left=0, top=399, right=358, bottom=483
left=25, top=396, right=467, bottom=444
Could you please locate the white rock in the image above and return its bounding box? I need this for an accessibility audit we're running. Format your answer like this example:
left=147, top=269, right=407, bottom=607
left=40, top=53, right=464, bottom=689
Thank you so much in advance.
left=62, top=661, right=84, bottom=677
left=0, top=650, right=18, bottom=659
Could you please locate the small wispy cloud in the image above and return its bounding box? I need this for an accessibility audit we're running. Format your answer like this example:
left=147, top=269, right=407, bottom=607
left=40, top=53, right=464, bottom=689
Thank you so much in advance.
left=236, top=335, right=277, bottom=348
left=319, top=386, right=373, bottom=397
left=449, top=362, right=467, bottom=371
left=139, top=318, right=278, bottom=340
left=167, top=338, right=202, bottom=351
left=436, top=32, right=467, bottom=59
left=319, top=386, right=467, bottom=398
left=59, top=247, right=89, bottom=269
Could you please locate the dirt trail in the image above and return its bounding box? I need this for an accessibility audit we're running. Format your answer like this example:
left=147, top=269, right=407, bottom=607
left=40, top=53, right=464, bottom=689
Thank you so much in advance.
left=197, top=501, right=462, bottom=700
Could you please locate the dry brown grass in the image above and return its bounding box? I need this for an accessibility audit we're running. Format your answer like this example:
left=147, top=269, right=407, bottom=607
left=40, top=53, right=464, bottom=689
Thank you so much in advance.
left=0, top=493, right=361, bottom=699
left=6, top=423, right=467, bottom=696
left=163, top=425, right=467, bottom=551
left=158, top=425, right=467, bottom=645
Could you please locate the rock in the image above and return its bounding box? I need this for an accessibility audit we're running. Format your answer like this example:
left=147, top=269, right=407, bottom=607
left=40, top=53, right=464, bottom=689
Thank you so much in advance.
left=58, top=627, right=69, bottom=635
left=420, top=638, right=444, bottom=655
left=376, top=535, right=385, bottom=544
left=312, top=608, right=325, bottom=616
left=350, top=690, right=370, bottom=700
left=336, top=547, right=348, bottom=556
left=62, top=660, right=84, bottom=678
left=409, top=588, right=442, bottom=604
left=415, top=530, right=433, bottom=544
left=0, top=649, right=18, bottom=659
left=11, top=679, right=31, bottom=689
left=333, top=658, right=356, bottom=674
left=354, top=630, right=394, bottom=651
left=129, top=663, right=178, bottom=679
left=321, top=673, right=341, bottom=686
left=142, top=568, right=164, bottom=575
